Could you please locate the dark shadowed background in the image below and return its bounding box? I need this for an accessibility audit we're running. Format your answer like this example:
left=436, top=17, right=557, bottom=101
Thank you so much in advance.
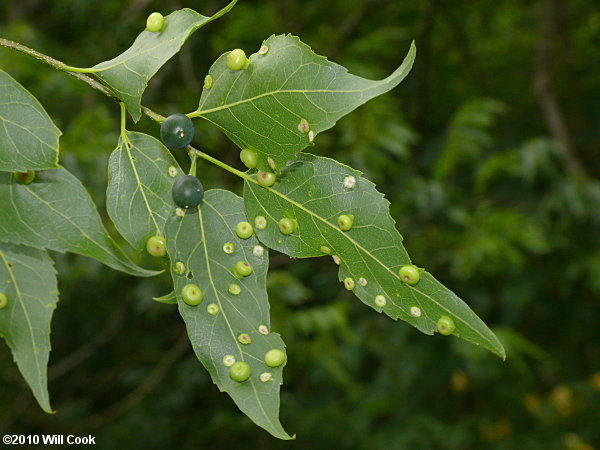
left=0, top=0, right=599, bottom=448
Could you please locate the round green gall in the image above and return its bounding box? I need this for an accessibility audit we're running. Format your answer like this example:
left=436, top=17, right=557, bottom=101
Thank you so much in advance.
left=174, top=261, right=186, bottom=275
left=240, top=148, right=258, bottom=169
left=320, top=246, right=332, bottom=255
left=343, top=277, right=355, bottom=290
left=0, top=293, right=7, bottom=310
left=146, top=235, right=166, bottom=257
left=146, top=12, right=164, bottom=32
left=14, top=170, right=35, bottom=185
left=399, top=264, right=420, bottom=285
left=437, top=316, right=456, bottom=335
left=264, top=349, right=286, bottom=368
left=182, top=284, right=203, bottom=306
left=235, top=221, right=254, bottom=239
left=160, top=113, right=195, bottom=149
left=237, top=333, right=251, bottom=345
left=226, top=49, right=248, bottom=71
left=257, top=171, right=276, bottom=188
left=233, top=261, right=252, bottom=278
left=203, top=74, right=213, bottom=90
left=172, top=175, right=204, bottom=209
left=223, top=242, right=235, bottom=254
left=207, top=303, right=219, bottom=315
left=278, top=218, right=296, bottom=235
left=229, top=361, right=251, bottom=382
left=229, top=284, right=241, bottom=295
left=337, top=214, right=354, bottom=231
left=254, top=216, right=267, bottom=230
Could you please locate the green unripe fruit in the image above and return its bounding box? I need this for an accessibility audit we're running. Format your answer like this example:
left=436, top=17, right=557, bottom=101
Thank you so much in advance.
left=0, top=293, right=7, bottom=310
left=399, top=264, right=420, bottom=285
left=233, top=261, right=252, bottom=278
left=278, top=218, right=296, bottom=235
left=172, top=175, right=204, bottom=209
left=235, top=221, right=254, bottom=239
left=240, top=148, right=258, bottom=169
left=337, top=214, right=354, bottom=231
left=160, top=113, right=195, bottom=149
left=257, top=171, right=276, bottom=187
left=264, top=349, right=286, bottom=367
left=437, top=316, right=456, bottom=335
left=146, top=12, right=164, bottom=32
left=226, top=49, right=248, bottom=71
left=229, top=361, right=251, bottom=382
left=146, top=235, right=167, bottom=257
left=14, top=170, right=35, bottom=185
left=182, top=284, right=203, bottom=306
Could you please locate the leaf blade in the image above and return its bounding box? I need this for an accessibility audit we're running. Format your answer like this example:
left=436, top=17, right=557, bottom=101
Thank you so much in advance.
left=0, top=167, right=158, bottom=277
left=0, top=69, right=61, bottom=171
left=166, top=189, right=292, bottom=440
left=92, top=2, right=237, bottom=121
left=243, top=154, right=505, bottom=359
left=196, top=36, right=415, bottom=171
left=107, top=131, right=184, bottom=252
left=0, top=243, right=58, bottom=413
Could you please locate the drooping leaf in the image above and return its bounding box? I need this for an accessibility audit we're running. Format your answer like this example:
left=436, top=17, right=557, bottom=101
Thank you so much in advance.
left=0, top=167, right=158, bottom=277
left=107, top=131, right=184, bottom=252
left=0, top=242, right=58, bottom=413
left=90, top=1, right=237, bottom=122
left=166, top=189, right=292, bottom=440
left=194, top=35, right=415, bottom=171
left=0, top=69, right=61, bottom=171
left=243, top=154, right=505, bottom=359
left=152, top=290, right=177, bottom=305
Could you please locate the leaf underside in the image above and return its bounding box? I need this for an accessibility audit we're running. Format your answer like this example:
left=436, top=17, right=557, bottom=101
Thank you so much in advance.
left=243, top=154, right=505, bottom=359
left=92, top=2, right=237, bottom=122
left=0, top=242, right=58, bottom=413
left=196, top=35, right=416, bottom=171
left=166, top=189, right=292, bottom=440
left=0, top=69, right=61, bottom=171
left=107, top=131, right=184, bottom=252
left=0, top=167, right=158, bottom=277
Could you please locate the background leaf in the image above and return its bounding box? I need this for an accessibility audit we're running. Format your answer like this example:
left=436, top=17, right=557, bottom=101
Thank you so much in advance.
left=244, top=154, right=505, bottom=358
left=107, top=131, right=184, bottom=252
left=0, top=242, right=57, bottom=413
left=91, top=2, right=237, bottom=121
left=0, top=69, right=61, bottom=171
left=194, top=35, right=415, bottom=171
left=0, top=167, right=158, bottom=277
left=166, top=189, right=292, bottom=440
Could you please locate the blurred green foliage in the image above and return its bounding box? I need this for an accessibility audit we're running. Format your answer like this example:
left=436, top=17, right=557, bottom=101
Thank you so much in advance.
left=1, top=0, right=599, bottom=448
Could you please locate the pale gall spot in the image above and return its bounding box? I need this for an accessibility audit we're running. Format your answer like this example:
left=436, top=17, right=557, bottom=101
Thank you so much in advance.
left=297, top=119, right=310, bottom=133
left=174, top=261, right=186, bottom=275
left=332, top=255, right=341, bottom=265
left=168, top=166, right=178, bottom=177
left=343, top=277, right=355, bottom=290
left=229, top=284, right=241, bottom=295
left=238, top=333, right=252, bottom=345
left=223, top=355, right=236, bottom=367
left=410, top=306, right=422, bottom=317
left=258, top=45, right=269, bottom=55
left=175, top=208, right=185, bottom=218
left=260, top=372, right=273, bottom=382
left=375, top=295, right=387, bottom=307
left=267, top=157, right=276, bottom=170
left=308, top=130, right=315, bottom=142
left=203, top=74, right=213, bottom=89
left=255, top=215, right=267, bottom=230
left=223, top=242, right=235, bottom=254
left=253, top=245, right=264, bottom=257
left=207, top=303, right=219, bottom=315
left=320, top=246, right=332, bottom=255
left=343, top=176, right=356, bottom=189
left=258, top=325, right=269, bottom=335
left=358, top=277, right=368, bottom=286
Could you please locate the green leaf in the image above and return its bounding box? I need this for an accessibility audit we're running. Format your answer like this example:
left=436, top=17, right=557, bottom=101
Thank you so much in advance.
left=194, top=36, right=415, bottom=171
left=91, top=2, right=237, bottom=122
left=152, top=290, right=177, bottom=305
left=0, top=69, right=61, bottom=171
left=0, top=242, right=58, bottom=413
left=243, top=154, right=506, bottom=359
left=107, top=131, right=184, bottom=252
left=0, top=167, right=159, bottom=277
left=166, top=189, right=292, bottom=440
